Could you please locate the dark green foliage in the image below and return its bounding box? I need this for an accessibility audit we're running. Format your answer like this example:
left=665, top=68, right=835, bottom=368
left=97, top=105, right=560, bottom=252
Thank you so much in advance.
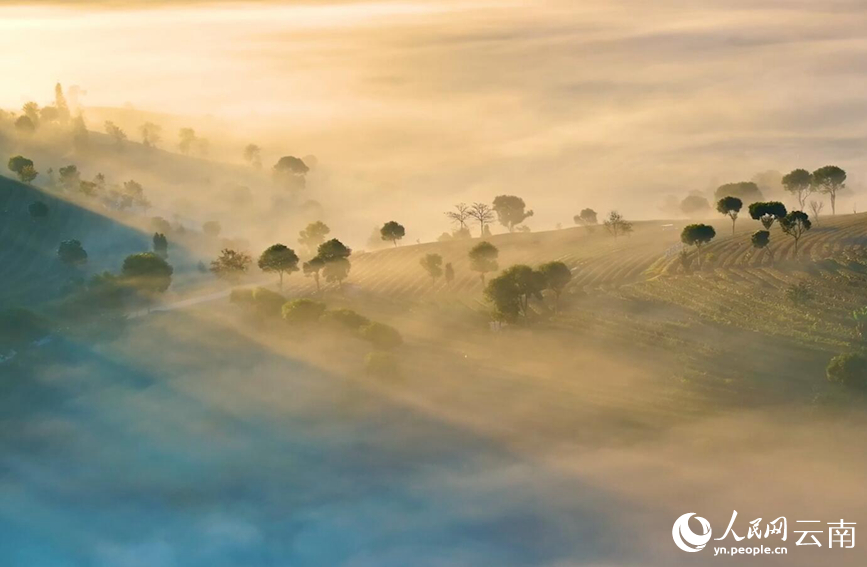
left=313, top=239, right=352, bottom=288
left=321, top=308, right=371, bottom=332
left=779, top=210, right=811, bottom=254
left=680, top=224, right=715, bottom=268
left=827, top=353, right=867, bottom=389
left=713, top=181, right=763, bottom=204
left=468, top=241, right=499, bottom=284
left=8, top=155, right=36, bottom=183
left=420, top=253, right=443, bottom=284
left=210, top=249, right=252, bottom=281
left=58, top=239, right=88, bottom=266
left=28, top=200, right=49, bottom=219
left=122, top=252, right=173, bottom=295
left=748, top=201, right=788, bottom=229
left=282, top=298, right=326, bottom=325
left=258, top=244, right=299, bottom=289
left=273, top=156, right=309, bottom=191
left=484, top=264, right=547, bottom=322
left=0, top=308, right=51, bottom=350
left=322, top=257, right=351, bottom=286
left=360, top=322, right=404, bottom=350
left=380, top=221, right=406, bottom=246
left=782, top=169, right=813, bottom=209
left=716, top=196, right=742, bottom=234
left=492, top=195, right=533, bottom=232
left=812, top=165, right=846, bottom=215
left=250, top=287, right=286, bottom=318
left=60, top=271, right=130, bottom=317
left=364, top=351, right=401, bottom=380
left=538, top=261, right=572, bottom=307
left=152, top=232, right=168, bottom=258
left=751, top=230, right=770, bottom=249
left=317, top=238, right=351, bottom=261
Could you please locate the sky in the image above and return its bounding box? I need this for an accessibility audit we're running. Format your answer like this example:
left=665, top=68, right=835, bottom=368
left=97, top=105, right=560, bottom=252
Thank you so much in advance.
left=3, top=0, right=867, bottom=228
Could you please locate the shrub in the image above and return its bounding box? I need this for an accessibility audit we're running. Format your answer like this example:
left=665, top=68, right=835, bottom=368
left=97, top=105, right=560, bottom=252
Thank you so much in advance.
left=785, top=282, right=813, bottom=305
left=360, top=322, right=403, bottom=350
left=282, top=299, right=326, bottom=325
left=251, top=287, right=286, bottom=318
left=321, top=308, right=370, bottom=332
left=827, top=353, right=867, bottom=390
left=364, top=351, right=401, bottom=380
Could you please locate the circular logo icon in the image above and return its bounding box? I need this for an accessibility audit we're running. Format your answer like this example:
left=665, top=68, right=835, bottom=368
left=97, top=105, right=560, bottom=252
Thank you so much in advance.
left=672, top=513, right=712, bottom=552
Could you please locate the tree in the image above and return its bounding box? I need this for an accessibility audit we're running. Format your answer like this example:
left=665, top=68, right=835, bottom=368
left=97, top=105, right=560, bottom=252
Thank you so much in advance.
left=680, top=224, right=716, bottom=268
left=202, top=220, right=221, bottom=238
left=484, top=264, right=546, bottom=322
left=316, top=238, right=352, bottom=288
left=538, top=261, right=572, bottom=310
left=782, top=169, right=813, bottom=209
left=58, top=240, right=87, bottom=266
left=122, top=252, right=173, bottom=297
left=258, top=244, right=299, bottom=289
left=179, top=128, right=197, bottom=155
left=139, top=122, right=162, bottom=148
left=826, top=353, right=867, bottom=390
left=360, top=322, right=403, bottom=350
left=321, top=308, right=370, bottom=332
left=492, top=195, right=533, bottom=232
left=303, top=257, right=325, bottom=293
left=210, top=249, right=252, bottom=281
left=467, top=202, right=495, bottom=236
left=748, top=201, right=787, bottom=229
left=298, top=221, right=330, bottom=254
left=243, top=144, right=262, bottom=169
left=445, top=203, right=470, bottom=232
left=716, top=196, right=743, bottom=234
left=8, top=155, right=36, bottom=183
left=812, top=165, right=846, bottom=215
left=603, top=210, right=633, bottom=238
left=380, top=221, right=406, bottom=246
left=152, top=233, right=168, bottom=258
left=751, top=230, right=771, bottom=263
left=22, top=102, right=39, bottom=126
left=419, top=253, right=443, bottom=285
left=444, top=262, right=455, bottom=287
left=28, top=201, right=49, bottom=219
left=58, top=165, right=81, bottom=192
left=809, top=200, right=824, bottom=225
left=14, top=115, right=35, bottom=133
left=574, top=208, right=598, bottom=227
left=273, top=156, right=309, bottom=192
left=54, top=83, right=70, bottom=124
left=680, top=195, right=710, bottom=217
left=713, top=181, right=763, bottom=204
left=468, top=241, right=499, bottom=285
left=779, top=210, right=811, bottom=255
left=282, top=298, right=326, bottom=325
left=104, top=121, right=127, bottom=147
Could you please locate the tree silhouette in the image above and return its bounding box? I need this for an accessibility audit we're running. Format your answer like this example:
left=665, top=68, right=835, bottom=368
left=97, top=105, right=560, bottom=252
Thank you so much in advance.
left=680, top=224, right=716, bottom=268
left=258, top=244, right=300, bottom=289
left=812, top=165, right=846, bottom=215
left=380, top=221, right=406, bottom=246
left=716, top=196, right=743, bottom=234
left=468, top=241, right=499, bottom=285
left=782, top=169, right=813, bottom=209
left=779, top=211, right=811, bottom=255
left=492, top=195, right=533, bottom=232
left=420, top=253, right=443, bottom=285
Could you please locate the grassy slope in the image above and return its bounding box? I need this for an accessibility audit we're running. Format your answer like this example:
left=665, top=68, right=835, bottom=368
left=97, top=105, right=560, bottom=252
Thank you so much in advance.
left=0, top=175, right=152, bottom=307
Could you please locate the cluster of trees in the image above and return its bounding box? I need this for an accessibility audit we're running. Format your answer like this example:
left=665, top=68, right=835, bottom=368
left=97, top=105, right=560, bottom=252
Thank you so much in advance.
left=572, top=209, right=633, bottom=238
left=484, top=261, right=573, bottom=322
left=9, top=84, right=72, bottom=134
left=7, top=154, right=151, bottom=212
left=441, top=195, right=533, bottom=240
left=207, top=223, right=353, bottom=293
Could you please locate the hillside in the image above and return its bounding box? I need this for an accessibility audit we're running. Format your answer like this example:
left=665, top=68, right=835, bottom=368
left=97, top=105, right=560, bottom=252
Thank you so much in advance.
left=0, top=175, right=153, bottom=307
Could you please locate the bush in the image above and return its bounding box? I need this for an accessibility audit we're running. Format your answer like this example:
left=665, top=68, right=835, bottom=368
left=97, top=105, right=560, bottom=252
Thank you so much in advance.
left=251, top=287, right=285, bottom=318
left=785, top=282, right=813, bottom=305
left=360, top=322, right=403, bottom=350
left=364, top=351, right=401, bottom=380
left=321, top=308, right=370, bottom=332
left=229, top=288, right=255, bottom=305
left=282, top=299, right=326, bottom=325
left=827, top=353, right=867, bottom=390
